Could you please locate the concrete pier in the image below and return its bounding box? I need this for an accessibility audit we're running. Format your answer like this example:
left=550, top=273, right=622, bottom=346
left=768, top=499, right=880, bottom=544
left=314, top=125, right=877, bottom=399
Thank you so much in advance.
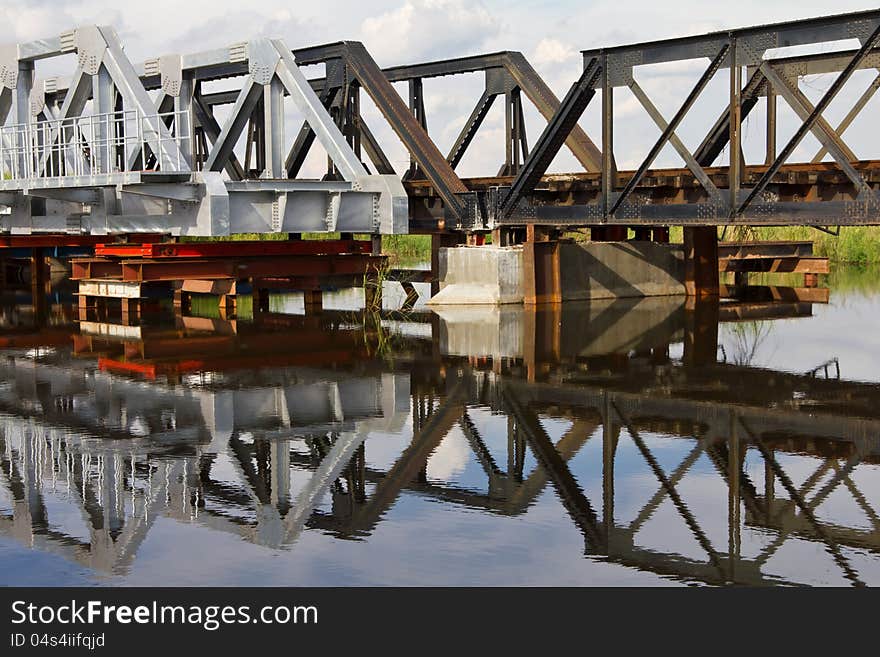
left=428, top=245, right=523, bottom=305
left=428, top=241, right=686, bottom=305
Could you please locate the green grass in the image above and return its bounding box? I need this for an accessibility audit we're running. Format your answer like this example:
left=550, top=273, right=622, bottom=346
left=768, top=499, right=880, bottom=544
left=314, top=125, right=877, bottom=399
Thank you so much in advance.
left=380, top=234, right=431, bottom=262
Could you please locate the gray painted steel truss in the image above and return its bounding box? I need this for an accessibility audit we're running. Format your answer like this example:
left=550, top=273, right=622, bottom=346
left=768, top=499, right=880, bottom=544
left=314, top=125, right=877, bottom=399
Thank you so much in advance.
left=0, top=26, right=407, bottom=236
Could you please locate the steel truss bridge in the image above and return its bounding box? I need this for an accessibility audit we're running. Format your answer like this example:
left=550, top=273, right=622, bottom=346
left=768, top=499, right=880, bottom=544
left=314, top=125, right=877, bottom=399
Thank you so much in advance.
left=0, top=300, right=878, bottom=586
left=2, top=10, right=880, bottom=236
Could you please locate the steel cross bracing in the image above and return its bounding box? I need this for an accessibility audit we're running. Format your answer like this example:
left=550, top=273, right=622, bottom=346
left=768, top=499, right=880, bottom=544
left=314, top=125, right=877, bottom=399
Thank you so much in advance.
left=3, top=10, right=880, bottom=236
left=527, top=8, right=880, bottom=228
left=399, top=9, right=880, bottom=229
left=0, top=26, right=407, bottom=236
left=196, top=42, right=603, bottom=230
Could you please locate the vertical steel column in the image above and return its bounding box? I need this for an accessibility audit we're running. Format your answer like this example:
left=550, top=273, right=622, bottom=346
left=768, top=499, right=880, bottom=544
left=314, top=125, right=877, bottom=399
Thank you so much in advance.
left=683, top=226, right=720, bottom=297
left=501, top=87, right=526, bottom=175
left=176, top=71, right=196, bottom=169
left=263, top=75, right=284, bottom=178
left=14, top=60, right=33, bottom=177
left=506, top=416, right=516, bottom=478
left=504, top=88, right=514, bottom=174
left=522, top=225, right=560, bottom=305
left=601, top=52, right=615, bottom=223
left=728, top=37, right=742, bottom=217
left=303, top=289, right=323, bottom=314
left=343, top=81, right=362, bottom=160
left=765, top=89, right=776, bottom=166
left=406, top=78, right=427, bottom=180
left=92, top=65, right=115, bottom=174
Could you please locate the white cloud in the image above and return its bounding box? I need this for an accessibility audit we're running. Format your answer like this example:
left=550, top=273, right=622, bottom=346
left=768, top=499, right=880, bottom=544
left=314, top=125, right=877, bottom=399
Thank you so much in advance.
left=532, top=38, right=577, bottom=66
left=360, top=0, right=499, bottom=64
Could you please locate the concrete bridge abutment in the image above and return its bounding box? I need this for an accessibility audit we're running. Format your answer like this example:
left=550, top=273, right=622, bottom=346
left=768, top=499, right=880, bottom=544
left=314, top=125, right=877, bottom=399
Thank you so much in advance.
left=428, top=233, right=710, bottom=306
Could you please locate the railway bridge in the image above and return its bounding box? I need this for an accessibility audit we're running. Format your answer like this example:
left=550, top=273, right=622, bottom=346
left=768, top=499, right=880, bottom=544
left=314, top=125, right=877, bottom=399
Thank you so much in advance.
left=1, top=10, right=878, bottom=301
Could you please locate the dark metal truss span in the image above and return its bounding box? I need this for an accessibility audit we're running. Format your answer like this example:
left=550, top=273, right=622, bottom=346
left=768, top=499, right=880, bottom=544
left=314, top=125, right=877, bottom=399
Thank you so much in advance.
left=409, top=9, right=880, bottom=229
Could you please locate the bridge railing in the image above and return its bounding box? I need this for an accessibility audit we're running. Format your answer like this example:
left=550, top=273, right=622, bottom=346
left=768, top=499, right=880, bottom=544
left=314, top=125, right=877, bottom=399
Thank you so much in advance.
left=0, top=109, right=192, bottom=182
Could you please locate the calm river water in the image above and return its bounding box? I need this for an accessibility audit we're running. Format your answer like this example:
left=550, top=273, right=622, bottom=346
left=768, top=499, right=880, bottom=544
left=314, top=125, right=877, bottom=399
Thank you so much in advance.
left=0, top=268, right=878, bottom=586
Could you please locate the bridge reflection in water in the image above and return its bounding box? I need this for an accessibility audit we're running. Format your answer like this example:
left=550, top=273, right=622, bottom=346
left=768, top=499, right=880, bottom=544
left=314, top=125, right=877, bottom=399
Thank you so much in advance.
left=0, top=289, right=878, bottom=586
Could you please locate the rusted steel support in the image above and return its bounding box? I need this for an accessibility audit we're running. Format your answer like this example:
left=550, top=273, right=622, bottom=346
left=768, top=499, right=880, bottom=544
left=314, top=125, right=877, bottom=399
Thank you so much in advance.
left=683, top=226, right=719, bottom=297
left=71, top=258, right=123, bottom=280
left=120, top=298, right=142, bottom=323
left=766, top=90, right=777, bottom=166
left=490, top=226, right=524, bottom=246
left=729, top=36, right=742, bottom=216
left=523, top=228, right=561, bottom=304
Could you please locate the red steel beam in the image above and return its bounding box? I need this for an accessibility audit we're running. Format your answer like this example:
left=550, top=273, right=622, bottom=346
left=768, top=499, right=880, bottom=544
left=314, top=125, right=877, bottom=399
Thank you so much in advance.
left=70, top=258, right=124, bottom=280
left=95, top=239, right=372, bottom=258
